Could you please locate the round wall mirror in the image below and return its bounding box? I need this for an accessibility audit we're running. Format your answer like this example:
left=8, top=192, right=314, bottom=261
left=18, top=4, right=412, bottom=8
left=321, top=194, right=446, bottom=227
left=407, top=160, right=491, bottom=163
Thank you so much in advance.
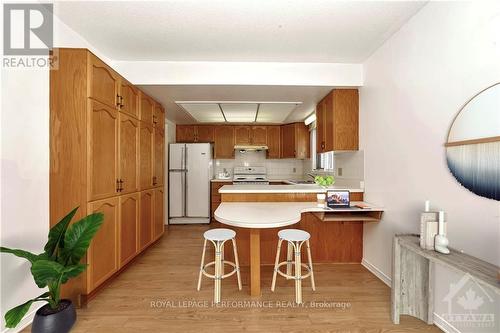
left=446, top=83, right=500, bottom=201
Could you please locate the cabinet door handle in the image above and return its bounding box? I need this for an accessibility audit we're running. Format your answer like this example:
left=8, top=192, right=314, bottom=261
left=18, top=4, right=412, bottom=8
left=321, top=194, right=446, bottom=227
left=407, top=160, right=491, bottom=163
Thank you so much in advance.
left=153, top=115, right=157, bottom=124
left=119, top=179, right=124, bottom=192
left=116, top=179, right=121, bottom=192
left=152, top=176, right=157, bottom=186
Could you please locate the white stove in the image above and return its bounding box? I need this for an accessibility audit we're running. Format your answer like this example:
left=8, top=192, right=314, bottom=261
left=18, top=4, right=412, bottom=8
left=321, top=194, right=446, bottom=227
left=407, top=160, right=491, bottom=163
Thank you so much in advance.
left=232, top=166, right=269, bottom=185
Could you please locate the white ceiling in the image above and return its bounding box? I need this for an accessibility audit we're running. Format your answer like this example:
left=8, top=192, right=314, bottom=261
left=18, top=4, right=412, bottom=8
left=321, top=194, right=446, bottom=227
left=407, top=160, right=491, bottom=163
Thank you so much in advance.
left=140, top=85, right=333, bottom=124
left=54, top=0, right=426, bottom=63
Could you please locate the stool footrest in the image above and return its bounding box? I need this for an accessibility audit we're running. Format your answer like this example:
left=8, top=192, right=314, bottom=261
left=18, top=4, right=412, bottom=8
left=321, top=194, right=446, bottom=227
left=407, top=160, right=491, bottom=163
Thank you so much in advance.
left=275, top=261, right=312, bottom=280
left=201, top=260, right=239, bottom=280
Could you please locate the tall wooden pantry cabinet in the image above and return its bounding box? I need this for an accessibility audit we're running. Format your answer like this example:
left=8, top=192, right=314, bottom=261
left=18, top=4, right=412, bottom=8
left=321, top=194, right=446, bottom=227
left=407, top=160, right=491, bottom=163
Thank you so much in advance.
left=50, top=48, right=165, bottom=303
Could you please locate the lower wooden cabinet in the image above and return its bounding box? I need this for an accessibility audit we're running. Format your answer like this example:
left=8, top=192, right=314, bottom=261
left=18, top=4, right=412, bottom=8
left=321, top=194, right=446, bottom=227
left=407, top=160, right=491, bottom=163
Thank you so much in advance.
left=139, top=189, right=154, bottom=250
left=153, top=187, right=164, bottom=239
left=119, top=193, right=139, bottom=267
left=87, top=197, right=120, bottom=292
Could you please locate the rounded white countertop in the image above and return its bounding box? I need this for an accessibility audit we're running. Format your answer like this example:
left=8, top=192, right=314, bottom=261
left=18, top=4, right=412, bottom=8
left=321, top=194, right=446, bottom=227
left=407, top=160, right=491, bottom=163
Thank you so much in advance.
left=214, top=202, right=383, bottom=228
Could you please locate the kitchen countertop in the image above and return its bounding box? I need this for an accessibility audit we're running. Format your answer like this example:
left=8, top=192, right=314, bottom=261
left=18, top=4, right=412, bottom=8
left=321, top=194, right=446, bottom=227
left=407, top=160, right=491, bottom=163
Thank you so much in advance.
left=218, top=184, right=364, bottom=193
left=215, top=201, right=382, bottom=228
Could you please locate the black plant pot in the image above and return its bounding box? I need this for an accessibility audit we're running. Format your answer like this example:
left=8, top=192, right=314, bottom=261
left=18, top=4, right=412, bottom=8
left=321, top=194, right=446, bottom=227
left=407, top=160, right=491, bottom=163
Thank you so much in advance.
left=31, top=300, right=76, bottom=333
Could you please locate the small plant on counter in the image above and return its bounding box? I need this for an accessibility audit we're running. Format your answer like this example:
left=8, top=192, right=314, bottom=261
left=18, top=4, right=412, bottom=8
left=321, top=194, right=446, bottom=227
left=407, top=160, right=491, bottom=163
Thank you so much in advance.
left=0, top=207, right=103, bottom=332
left=314, top=175, right=335, bottom=187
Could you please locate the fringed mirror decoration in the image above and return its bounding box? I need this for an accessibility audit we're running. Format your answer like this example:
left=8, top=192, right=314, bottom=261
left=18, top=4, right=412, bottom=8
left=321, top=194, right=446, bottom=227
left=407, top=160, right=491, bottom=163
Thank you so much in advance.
left=445, top=83, right=500, bottom=201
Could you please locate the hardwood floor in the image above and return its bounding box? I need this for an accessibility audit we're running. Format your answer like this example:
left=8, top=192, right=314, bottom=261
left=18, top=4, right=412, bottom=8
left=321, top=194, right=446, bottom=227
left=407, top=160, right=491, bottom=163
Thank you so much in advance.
left=23, top=225, right=442, bottom=332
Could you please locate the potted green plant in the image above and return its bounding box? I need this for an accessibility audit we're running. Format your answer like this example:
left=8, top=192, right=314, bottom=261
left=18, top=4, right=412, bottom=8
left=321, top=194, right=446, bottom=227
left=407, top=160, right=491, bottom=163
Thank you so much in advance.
left=314, top=175, right=335, bottom=188
left=0, top=207, right=103, bottom=333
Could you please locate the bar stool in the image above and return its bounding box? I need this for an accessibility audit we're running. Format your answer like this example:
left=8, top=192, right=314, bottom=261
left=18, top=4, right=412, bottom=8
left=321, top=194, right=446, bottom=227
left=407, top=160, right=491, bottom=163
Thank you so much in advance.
left=271, top=229, right=316, bottom=304
left=197, top=228, right=242, bottom=303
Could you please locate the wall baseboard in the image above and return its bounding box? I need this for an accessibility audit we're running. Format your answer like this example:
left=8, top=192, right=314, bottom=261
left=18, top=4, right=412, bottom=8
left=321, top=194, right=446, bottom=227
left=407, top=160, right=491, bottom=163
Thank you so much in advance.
left=361, top=258, right=392, bottom=287
left=433, top=312, right=461, bottom=333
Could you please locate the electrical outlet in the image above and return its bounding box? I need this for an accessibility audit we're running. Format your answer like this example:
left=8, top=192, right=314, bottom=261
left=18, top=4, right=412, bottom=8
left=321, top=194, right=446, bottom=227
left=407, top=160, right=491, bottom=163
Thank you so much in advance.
left=338, top=167, right=343, bottom=176
left=293, top=167, right=296, bottom=173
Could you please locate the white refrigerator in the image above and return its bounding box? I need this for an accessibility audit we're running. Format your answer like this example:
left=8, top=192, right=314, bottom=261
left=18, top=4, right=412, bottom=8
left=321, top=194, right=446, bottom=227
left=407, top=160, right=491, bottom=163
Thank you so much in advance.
left=169, top=143, right=213, bottom=224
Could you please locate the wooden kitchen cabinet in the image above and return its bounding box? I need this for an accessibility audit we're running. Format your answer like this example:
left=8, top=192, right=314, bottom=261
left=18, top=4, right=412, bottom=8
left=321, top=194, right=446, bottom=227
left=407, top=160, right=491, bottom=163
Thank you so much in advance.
left=119, top=113, right=139, bottom=194
left=280, top=122, right=309, bottom=159
left=251, top=126, right=267, bottom=145
left=316, top=89, right=359, bottom=151
left=214, top=126, right=235, bottom=158
left=153, top=103, right=165, bottom=129
left=87, top=197, right=119, bottom=292
left=266, top=126, right=281, bottom=158
left=196, top=125, right=215, bottom=142
left=153, top=187, right=164, bottom=240
left=176, top=125, right=196, bottom=142
left=139, top=92, right=154, bottom=124
left=234, top=126, right=251, bottom=145
left=89, top=100, right=119, bottom=201
left=119, top=80, right=139, bottom=119
left=139, top=189, right=154, bottom=250
left=88, top=53, right=120, bottom=109
left=139, top=122, right=154, bottom=190
left=153, top=127, right=164, bottom=187
left=51, top=48, right=166, bottom=302
left=119, top=193, right=139, bottom=267
left=211, top=181, right=226, bottom=222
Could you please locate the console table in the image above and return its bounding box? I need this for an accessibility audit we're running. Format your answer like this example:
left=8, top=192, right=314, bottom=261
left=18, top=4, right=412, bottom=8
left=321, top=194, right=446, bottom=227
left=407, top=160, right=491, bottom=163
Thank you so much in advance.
left=391, top=235, right=499, bottom=324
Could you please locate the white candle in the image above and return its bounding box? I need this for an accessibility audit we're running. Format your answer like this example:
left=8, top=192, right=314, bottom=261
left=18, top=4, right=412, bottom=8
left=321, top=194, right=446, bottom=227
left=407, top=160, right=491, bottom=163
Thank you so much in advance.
left=424, top=200, right=430, bottom=212
left=438, top=211, right=445, bottom=235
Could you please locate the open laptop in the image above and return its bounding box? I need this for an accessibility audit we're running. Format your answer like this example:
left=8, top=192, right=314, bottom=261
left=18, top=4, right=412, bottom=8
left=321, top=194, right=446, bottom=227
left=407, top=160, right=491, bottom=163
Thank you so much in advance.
left=326, top=190, right=350, bottom=209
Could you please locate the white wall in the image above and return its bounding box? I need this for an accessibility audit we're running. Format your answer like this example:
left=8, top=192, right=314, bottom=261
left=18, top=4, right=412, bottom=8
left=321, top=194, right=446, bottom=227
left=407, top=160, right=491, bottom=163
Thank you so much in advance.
left=360, top=1, right=500, bottom=331
left=0, top=10, right=108, bottom=332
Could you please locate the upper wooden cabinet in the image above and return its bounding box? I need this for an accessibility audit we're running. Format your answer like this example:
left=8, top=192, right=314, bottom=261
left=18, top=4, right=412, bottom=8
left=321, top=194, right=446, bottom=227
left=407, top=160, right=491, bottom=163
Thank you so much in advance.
left=251, top=126, right=267, bottom=145
left=280, top=122, right=310, bottom=159
left=119, top=80, right=139, bottom=119
left=119, top=113, right=139, bottom=194
left=316, top=89, right=359, bottom=152
left=234, top=125, right=267, bottom=146
left=139, top=92, right=154, bottom=124
left=88, top=53, right=120, bottom=109
left=235, top=126, right=251, bottom=145
left=214, top=126, right=235, bottom=159
left=266, top=126, right=281, bottom=158
left=89, top=100, right=119, bottom=201
left=153, top=128, right=164, bottom=187
left=87, top=197, right=119, bottom=292
left=153, top=103, right=165, bottom=129
left=196, top=126, right=215, bottom=142
left=176, top=125, right=216, bottom=143
left=139, top=122, right=154, bottom=190
left=176, top=125, right=196, bottom=143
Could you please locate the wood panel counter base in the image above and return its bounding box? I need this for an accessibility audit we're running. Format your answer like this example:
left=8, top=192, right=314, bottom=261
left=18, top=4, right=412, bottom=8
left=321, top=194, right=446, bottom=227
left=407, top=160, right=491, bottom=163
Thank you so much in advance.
left=250, top=229, right=261, bottom=297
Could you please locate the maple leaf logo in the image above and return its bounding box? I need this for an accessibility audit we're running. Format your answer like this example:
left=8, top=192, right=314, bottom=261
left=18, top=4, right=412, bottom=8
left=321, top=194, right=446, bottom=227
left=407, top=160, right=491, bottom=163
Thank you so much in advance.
left=457, top=289, right=484, bottom=311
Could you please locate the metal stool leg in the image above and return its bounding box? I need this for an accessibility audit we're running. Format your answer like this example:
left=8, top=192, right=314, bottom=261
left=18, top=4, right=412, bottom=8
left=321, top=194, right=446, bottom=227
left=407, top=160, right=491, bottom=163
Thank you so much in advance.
left=306, top=240, right=316, bottom=291
left=197, top=239, right=207, bottom=291
left=286, top=242, right=293, bottom=279
left=221, top=243, right=225, bottom=276
left=294, top=241, right=303, bottom=304
left=271, top=238, right=283, bottom=291
left=214, top=241, right=223, bottom=303
left=231, top=238, right=242, bottom=290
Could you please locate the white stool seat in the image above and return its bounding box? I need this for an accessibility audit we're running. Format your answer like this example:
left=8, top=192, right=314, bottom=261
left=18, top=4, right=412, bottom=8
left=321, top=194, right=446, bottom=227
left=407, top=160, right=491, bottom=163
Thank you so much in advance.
left=204, top=228, right=236, bottom=241
left=278, top=229, right=310, bottom=242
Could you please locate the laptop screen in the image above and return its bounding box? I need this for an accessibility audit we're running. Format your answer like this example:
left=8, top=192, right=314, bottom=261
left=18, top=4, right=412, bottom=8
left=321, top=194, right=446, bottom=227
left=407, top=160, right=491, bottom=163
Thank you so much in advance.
left=326, top=190, right=350, bottom=208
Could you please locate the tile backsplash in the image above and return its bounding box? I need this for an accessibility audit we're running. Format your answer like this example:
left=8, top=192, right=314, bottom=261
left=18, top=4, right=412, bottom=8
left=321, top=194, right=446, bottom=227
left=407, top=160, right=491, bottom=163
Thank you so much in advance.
left=215, top=151, right=305, bottom=179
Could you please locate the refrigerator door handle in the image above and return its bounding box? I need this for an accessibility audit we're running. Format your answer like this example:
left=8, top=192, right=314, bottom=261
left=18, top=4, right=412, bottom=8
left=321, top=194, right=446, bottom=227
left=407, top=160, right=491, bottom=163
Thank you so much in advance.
left=184, top=145, right=188, bottom=216
left=182, top=170, right=186, bottom=217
